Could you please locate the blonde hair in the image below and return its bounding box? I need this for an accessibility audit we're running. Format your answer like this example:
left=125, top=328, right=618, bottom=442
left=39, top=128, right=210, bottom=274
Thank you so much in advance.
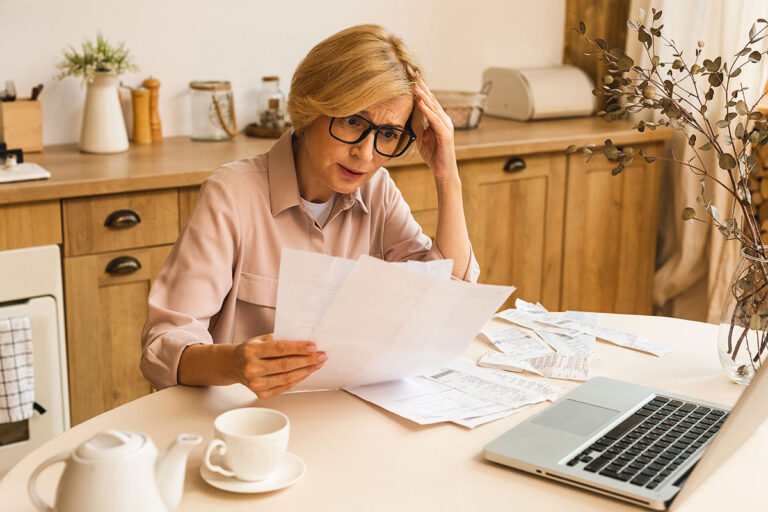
left=287, top=24, right=422, bottom=135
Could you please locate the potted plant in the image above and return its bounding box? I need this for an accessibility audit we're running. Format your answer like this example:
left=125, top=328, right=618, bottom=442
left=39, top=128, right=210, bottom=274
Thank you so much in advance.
left=570, top=11, right=768, bottom=384
left=56, top=33, right=139, bottom=153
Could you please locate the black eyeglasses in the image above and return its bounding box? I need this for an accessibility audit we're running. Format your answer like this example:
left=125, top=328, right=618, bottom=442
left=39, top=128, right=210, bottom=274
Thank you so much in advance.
left=329, top=114, right=416, bottom=158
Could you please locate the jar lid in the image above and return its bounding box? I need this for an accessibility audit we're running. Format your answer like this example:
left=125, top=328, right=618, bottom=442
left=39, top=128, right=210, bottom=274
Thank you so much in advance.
left=74, top=430, right=145, bottom=460
left=189, top=80, right=232, bottom=91
left=262, top=76, right=279, bottom=82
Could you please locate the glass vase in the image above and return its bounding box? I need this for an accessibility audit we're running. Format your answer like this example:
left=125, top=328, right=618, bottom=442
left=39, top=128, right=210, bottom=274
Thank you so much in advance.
left=718, top=245, right=768, bottom=385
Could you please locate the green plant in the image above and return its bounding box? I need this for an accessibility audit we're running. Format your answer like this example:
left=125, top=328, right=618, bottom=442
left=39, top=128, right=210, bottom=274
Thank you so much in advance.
left=570, top=10, right=768, bottom=377
left=55, top=33, right=138, bottom=84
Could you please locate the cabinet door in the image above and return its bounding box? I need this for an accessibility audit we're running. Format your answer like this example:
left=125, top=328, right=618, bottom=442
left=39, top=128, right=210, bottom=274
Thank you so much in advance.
left=460, top=153, right=566, bottom=310
left=64, top=245, right=172, bottom=425
left=561, top=142, right=663, bottom=314
left=389, top=164, right=438, bottom=239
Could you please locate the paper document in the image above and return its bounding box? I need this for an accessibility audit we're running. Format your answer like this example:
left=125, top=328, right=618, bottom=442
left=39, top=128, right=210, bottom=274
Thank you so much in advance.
left=343, top=376, right=511, bottom=425
left=345, top=358, right=561, bottom=427
left=275, top=250, right=514, bottom=390
left=479, top=350, right=591, bottom=381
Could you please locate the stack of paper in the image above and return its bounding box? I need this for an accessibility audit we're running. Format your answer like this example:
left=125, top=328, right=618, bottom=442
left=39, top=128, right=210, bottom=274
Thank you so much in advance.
left=477, top=299, right=672, bottom=381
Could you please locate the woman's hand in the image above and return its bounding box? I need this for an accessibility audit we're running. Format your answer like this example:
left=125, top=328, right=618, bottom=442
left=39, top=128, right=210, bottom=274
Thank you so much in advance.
left=413, top=74, right=459, bottom=181
left=233, top=333, right=327, bottom=399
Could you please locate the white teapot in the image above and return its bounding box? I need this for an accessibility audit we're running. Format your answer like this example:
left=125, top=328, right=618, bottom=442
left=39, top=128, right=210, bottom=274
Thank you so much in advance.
left=27, top=430, right=202, bottom=512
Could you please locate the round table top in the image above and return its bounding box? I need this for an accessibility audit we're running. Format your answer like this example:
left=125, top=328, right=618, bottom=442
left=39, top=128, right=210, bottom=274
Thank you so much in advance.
left=1, top=314, right=761, bottom=511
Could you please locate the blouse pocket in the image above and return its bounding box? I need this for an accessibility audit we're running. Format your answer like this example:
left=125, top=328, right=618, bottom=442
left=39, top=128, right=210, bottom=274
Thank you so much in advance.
left=237, top=272, right=278, bottom=308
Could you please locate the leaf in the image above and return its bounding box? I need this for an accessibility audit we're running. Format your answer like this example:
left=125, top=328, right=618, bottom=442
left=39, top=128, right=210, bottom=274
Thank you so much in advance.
left=716, top=119, right=730, bottom=128
left=688, top=134, right=696, bottom=147
left=603, top=144, right=620, bottom=160
left=611, top=164, right=625, bottom=176
left=710, top=204, right=719, bottom=221
left=749, top=50, right=762, bottom=62
left=750, top=111, right=764, bottom=120
left=719, top=153, right=737, bottom=170
left=709, top=72, right=723, bottom=87
left=736, top=100, right=749, bottom=115
left=682, top=207, right=696, bottom=221
left=566, top=144, right=579, bottom=154
left=750, top=23, right=758, bottom=41
left=596, top=38, right=607, bottom=50
left=652, top=55, right=660, bottom=67
left=654, top=10, right=663, bottom=20
left=644, top=155, right=657, bottom=163
left=751, top=313, right=762, bottom=330
left=578, top=21, right=586, bottom=34
left=726, top=112, right=737, bottom=122
left=719, top=226, right=730, bottom=239
left=627, top=20, right=638, bottom=31
left=730, top=68, right=742, bottom=78
left=736, top=122, right=745, bottom=140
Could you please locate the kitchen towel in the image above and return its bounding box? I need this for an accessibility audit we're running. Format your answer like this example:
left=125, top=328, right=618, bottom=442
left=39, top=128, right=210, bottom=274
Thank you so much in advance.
left=0, top=316, right=34, bottom=423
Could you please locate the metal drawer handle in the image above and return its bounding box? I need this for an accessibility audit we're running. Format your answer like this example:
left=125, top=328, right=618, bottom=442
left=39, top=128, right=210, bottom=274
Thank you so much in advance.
left=503, top=156, right=526, bottom=173
left=105, top=256, right=142, bottom=276
left=104, top=209, right=142, bottom=229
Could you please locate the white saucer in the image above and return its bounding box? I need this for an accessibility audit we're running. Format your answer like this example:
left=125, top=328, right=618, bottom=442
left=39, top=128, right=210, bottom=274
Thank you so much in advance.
left=200, top=452, right=306, bottom=493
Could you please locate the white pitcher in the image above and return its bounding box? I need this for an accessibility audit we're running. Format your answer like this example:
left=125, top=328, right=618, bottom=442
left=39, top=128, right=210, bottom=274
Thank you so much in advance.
left=80, top=71, right=129, bottom=153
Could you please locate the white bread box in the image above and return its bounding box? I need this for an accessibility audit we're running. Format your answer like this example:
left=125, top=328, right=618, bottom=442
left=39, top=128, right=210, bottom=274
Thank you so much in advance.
left=482, top=65, right=596, bottom=121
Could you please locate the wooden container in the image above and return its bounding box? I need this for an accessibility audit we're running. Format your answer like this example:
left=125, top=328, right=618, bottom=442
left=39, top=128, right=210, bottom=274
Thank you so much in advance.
left=0, top=99, right=43, bottom=153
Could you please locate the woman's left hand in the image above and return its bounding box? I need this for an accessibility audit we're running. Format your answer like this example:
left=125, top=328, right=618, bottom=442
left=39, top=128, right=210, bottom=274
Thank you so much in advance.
left=413, top=75, right=459, bottom=181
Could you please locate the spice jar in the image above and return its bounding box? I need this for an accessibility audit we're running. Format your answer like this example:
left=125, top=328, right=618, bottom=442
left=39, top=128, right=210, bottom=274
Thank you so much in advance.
left=257, top=76, right=287, bottom=131
left=189, top=80, right=238, bottom=141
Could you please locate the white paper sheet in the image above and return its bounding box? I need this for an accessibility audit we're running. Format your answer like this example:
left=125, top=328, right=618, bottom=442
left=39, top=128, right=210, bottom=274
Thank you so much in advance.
left=545, top=317, right=672, bottom=357
left=494, top=309, right=598, bottom=357
left=344, top=376, right=511, bottom=425
left=289, top=254, right=513, bottom=390
left=478, top=350, right=591, bottom=381
left=453, top=404, right=534, bottom=428
left=275, top=249, right=453, bottom=342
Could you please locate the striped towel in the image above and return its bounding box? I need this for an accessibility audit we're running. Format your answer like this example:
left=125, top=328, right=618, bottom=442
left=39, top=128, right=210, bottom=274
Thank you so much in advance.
left=0, top=316, right=34, bottom=423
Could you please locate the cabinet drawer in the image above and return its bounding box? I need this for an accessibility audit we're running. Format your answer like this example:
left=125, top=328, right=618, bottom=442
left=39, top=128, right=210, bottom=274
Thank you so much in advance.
left=63, top=190, right=179, bottom=256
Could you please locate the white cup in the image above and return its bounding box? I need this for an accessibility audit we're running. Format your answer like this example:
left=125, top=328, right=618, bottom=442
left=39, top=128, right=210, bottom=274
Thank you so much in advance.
left=203, top=407, right=290, bottom=482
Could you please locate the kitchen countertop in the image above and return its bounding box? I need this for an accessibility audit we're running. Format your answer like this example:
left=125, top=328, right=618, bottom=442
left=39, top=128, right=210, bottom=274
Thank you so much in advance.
left=2, top=116, right=671, bottom=205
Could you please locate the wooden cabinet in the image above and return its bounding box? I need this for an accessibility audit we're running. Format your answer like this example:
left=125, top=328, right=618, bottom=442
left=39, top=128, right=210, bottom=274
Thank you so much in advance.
left=62, top=190, right=179, bottom=425
left=389, top=164, right=439, bottom=239
left=460, top=153, right=566, bottom=311
left=561, top=142, right=663, bottom=314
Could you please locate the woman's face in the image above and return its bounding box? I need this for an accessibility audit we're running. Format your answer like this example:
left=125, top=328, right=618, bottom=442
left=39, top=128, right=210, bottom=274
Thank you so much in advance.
left=294, top=94, right=414, bottom=202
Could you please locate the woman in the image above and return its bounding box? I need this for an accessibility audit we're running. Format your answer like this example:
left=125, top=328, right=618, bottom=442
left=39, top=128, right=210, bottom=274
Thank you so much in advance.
left=140, top=24, right=479, bottom=398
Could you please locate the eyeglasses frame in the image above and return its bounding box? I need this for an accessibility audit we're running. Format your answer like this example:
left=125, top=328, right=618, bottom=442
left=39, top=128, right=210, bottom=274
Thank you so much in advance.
left=328, top=114, right=416, bottom=158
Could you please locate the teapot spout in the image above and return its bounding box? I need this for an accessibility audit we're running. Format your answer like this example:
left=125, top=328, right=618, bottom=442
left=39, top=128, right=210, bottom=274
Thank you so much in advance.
left=155, top=433, right=202, bottom=510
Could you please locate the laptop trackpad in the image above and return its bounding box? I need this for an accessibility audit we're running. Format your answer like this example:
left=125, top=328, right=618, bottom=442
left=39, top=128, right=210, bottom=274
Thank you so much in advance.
left=532, top=399, right=620, bottom=436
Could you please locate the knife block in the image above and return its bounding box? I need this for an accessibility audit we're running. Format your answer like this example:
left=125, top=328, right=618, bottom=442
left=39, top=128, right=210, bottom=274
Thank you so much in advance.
left=0, top=99, right=43, bottom=153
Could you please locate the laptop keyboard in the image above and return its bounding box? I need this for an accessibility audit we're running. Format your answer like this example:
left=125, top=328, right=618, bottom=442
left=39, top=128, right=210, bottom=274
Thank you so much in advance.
left=565, top=396, right=729, bottom=490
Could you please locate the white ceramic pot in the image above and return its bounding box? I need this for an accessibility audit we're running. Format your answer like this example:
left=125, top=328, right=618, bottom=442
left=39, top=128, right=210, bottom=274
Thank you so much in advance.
left=80, top=72, right=129, bottom=153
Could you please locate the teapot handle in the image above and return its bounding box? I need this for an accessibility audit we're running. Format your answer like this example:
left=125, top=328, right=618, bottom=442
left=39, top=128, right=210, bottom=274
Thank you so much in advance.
left=28, top=451, right=69, bottom=512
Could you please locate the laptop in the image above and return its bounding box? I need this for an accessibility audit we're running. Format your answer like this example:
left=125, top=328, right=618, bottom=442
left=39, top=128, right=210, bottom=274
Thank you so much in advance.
left=483, top=362, right=768, bottom=510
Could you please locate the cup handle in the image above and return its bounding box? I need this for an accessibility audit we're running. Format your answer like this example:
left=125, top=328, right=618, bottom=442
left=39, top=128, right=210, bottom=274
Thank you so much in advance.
left=203, top=439, right=236, bottom=478
left=28, top=451, right=69, bottom=512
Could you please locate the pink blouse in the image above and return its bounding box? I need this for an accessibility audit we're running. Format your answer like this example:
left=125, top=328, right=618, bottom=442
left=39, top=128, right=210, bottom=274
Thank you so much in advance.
left=140, top=131, right=480, bottom=389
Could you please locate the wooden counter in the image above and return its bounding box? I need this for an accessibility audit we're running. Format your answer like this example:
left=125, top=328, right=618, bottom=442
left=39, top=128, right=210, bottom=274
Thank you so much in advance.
left=0, top=115, right=672, bottom=425
left=2, top=116, right=670, bottom=205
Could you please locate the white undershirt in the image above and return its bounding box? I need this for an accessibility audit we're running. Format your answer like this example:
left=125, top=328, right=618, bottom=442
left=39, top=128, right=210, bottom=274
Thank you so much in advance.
left=301, top=194, right=336, bottom=228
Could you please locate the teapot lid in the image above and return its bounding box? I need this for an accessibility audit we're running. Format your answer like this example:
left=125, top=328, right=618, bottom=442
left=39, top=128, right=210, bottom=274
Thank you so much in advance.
left=74, top=430, right=146, bottom=460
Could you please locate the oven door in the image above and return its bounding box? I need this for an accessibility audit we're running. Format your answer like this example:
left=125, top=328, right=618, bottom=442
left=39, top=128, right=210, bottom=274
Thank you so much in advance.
left=0, top=296, right=68, bottom=472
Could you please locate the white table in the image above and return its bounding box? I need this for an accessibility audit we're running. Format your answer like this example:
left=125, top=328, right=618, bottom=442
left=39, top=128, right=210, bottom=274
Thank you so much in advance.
left=1, top=314, right=763, bottom=511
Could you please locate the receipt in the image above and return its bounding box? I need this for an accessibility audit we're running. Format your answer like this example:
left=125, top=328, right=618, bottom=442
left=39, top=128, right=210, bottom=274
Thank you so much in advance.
left=480, top=327, right=553, bottom=358
left=545, top=317, right=672, bottom=357
left=479, top=350, right=591, bottom=381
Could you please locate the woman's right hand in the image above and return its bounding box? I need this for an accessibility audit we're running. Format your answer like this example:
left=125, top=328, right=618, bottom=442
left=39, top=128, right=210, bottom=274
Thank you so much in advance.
left=233, top=333, right=327, bottom=398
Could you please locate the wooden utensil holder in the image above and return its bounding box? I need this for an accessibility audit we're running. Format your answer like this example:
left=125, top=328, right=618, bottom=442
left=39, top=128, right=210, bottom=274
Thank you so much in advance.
left=0, top=99, right=43, bottom=153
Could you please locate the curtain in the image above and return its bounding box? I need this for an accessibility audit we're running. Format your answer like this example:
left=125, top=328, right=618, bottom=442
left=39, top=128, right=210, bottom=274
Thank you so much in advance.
left=626, top=0, right=768, bottom=322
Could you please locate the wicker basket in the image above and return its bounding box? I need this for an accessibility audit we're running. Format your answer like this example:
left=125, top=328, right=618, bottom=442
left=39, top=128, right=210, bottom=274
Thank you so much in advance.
left=433, top=83, right=492, bottom=130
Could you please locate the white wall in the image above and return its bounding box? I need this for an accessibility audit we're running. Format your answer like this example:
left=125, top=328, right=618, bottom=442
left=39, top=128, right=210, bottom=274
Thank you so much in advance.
left=0, top=0, right=565, bottom=145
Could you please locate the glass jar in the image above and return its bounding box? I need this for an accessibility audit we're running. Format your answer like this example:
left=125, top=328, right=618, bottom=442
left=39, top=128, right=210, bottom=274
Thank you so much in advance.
left=189, top=81, right=238, bottom=141
left=718, top=245, right=768, bottom=385
left=257, top=76, right=288, bottom=131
